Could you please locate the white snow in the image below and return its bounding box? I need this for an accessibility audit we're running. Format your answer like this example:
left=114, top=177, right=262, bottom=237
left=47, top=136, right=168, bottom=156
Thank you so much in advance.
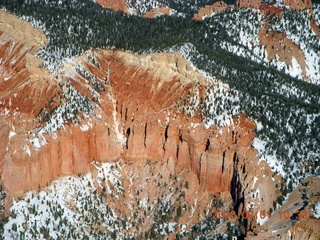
left=8, top=131, right=16, bottom=139
left=112, top=109, right=126, bottom=145
left=255, top=121, right=263, bottom=132
left=253, top=137, right=285, bottom=177
left=23, top=144, right=31, bottom=157
left=29, top=137, right=41, bottom=150
left=313, top=201, right=320, bottom=218
left=253, top=176, right=258, bottom=187
left=290, top=57, right=302, bottom=78
left=80, top=124, right=89, bottom=131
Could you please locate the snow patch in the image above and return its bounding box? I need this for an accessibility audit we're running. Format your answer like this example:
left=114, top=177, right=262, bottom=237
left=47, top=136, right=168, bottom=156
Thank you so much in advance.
left=313, top=201, right=320, bottom=218
left=253, top=137, right=285, bottom=177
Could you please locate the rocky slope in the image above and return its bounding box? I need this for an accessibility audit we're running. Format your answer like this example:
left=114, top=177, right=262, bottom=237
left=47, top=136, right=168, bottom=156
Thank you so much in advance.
left=236, top=0, right=312, bottom=10
left=95, top=0, right=128, bottom=13
left=143, top=7, right=173, bottom=18
left=0, top=11, right=293, bottom=238
left=193, top=1, right=234, bottom=20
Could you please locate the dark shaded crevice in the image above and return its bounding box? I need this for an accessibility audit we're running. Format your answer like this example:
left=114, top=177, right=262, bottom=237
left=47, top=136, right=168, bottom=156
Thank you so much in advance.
left=176, top=144, right=179, bottom=160
left=125, top=107, right=128, bottom=121
left=232, top=130, right=235, bottom=143
left=177, top=129, right=182, bottom=160
left=163, top=125, right=169, bottom=154
left=126, top=127, right=131, bottom=150
left=205, top=139, right=210, bottom=151
left=222, top=151, right=225, bottom=173
left=108, top=127, right=110, bottom=136
left=199, top=153, right=203, bottom=184
left=164, top=125, right=169, bottom=142
left=230, top=152, right=247, bottom=236
left=144, top=123, right=147, bottom=148
left=231, top=152, right=243, bottom=212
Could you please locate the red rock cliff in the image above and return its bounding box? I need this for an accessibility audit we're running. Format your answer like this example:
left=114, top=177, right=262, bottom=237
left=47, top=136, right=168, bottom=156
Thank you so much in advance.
left=95, top=0, right=128, bottom=13
left=0, top=12, right=279, bottom=224
left=193, top=1, right=234, bottom=20
left=236, top=0, right=312, bottom=9
left=283, top=0, right=312, bottom=10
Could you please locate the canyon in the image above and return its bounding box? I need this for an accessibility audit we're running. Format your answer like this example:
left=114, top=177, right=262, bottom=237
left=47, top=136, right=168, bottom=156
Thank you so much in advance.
left=0, top=4, right=319, bottom=238
left=94, top=0, right=320, bottom=84
left=0, top=10, right=282, bottom=237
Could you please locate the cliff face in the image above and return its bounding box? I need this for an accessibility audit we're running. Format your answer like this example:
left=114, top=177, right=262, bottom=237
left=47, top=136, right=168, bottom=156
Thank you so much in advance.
left=193, top=2, right=234, bottom=20
left=0, top=11, right=281, bottom=234
left=259, top=27, right=309, bottom=81
left=237, top=0, right=262, bottom=9
left=95, top=0, right=128, bottom=13
left=283, top=0, right=312, bottom=10
left=1, top=44, right=271, bottom=203
left=236, top=0, right=312, bottom=9
left=143, top=7, right=172, bottom=18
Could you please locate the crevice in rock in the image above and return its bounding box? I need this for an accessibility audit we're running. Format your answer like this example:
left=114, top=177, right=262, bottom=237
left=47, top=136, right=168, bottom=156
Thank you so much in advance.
left=232, top=130, right=235, bottom=143
left=164, top=125, right=169, bottom=142
left=126, top=127, right=131, bottom=150
left=125, top=107, right=128, bottom=121
left=176, top=144, right=179, bottom=160
left=231, top=152, right=243, bottom=214
left=204, top=139, right=210, bottom=152
left=144, top=123, right=147, bottom=148
left=222, top=151, right=225, bottom=173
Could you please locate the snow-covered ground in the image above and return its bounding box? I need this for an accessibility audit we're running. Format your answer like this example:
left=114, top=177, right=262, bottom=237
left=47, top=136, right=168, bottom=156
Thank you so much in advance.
left=253, top=137, right=286, bottom=177
left=3, top=162, right=127, bottom=240
left=207, top=8, right=320, bottom=84
left=167, top=43, right=241, bottom=127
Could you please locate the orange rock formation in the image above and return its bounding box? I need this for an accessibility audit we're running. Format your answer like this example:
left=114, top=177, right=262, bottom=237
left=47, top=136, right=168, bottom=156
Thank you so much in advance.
left=236, top=0, right=312, bottom=10
left=259, top=27, right=309, bottom=81
left=95, top=0, right=128, bottom=13
left=193, top=1, right=233, bottom=20
left=283, top=0, right=312, bottom=10
left=237, top=0, right=262, bottom=9
left=143, top=7, right=172, bottom=18
left=0, top=12, right=279, bottom=228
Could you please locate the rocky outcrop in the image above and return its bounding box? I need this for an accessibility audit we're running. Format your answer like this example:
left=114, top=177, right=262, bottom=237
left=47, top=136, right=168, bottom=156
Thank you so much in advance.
left=259, top=4, right=283, bottom=17
left=237, top=0, right=262, bottom=9
left=236, top=0, right=312, bottom=10
left=95, top=0, right=128, bottom=13
left=193, top=1, right=234, bottom=20
left=0, top=12, right=60, bottom=116
left=283, top=0, right=312, bottom=10
left=0, top=12, right=281, bottom=234
left=310, top=16, right=320, bottom=38
left=280, top=219, right=320, bottom=240
left=143, top=7, right=172, bottom=18
left=259, top=27, right=310, bottom=81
